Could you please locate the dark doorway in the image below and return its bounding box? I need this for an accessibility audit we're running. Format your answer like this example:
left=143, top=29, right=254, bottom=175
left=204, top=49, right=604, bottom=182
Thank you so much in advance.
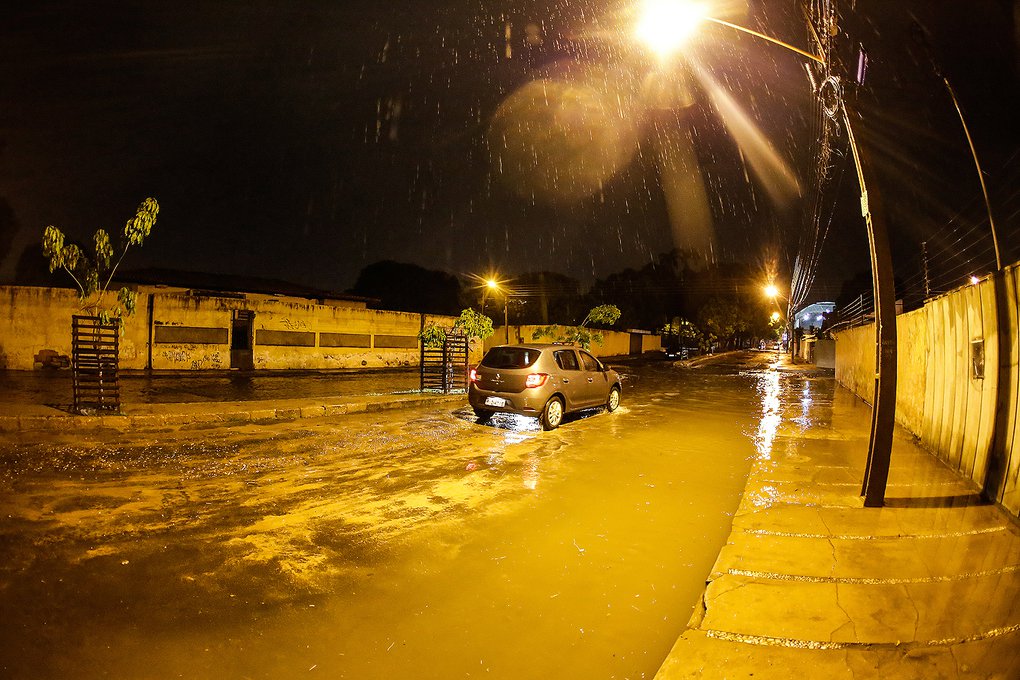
left=629, top=333, right=643, bottom=356
left=230, top=310, right=255, bottom=370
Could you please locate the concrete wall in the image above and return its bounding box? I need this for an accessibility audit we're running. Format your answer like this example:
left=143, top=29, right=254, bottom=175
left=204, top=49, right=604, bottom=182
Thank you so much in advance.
left=0, top=285, right=457, bottom=371
left=797, top=336, right=835, bottom=366
left=482, top=325, right=660, bottom=359
left=833, top=265, right=1020, bottom=518
left=642, top=333, right=662, bottom=353
left=150, top=291, right=232, bottom=370
left=0, top=286, right=150, bottom=370
left=814, top=338, right=835, bottom=369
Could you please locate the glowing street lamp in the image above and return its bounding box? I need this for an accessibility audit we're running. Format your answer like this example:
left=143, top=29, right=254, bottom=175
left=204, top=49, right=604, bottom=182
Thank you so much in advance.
left=634, top=0, right=825, bottom=65
left=764, top=283, right=790, bottom=359
left=769, top=311, right=782, bottom=359
left=634, top=0, right=705, bottom=59
left=483, top=278, right=511, bottom=344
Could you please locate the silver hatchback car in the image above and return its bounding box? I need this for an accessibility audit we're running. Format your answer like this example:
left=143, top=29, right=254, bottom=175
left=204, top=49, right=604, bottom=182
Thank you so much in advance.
left=468, top=344, right=622, bottom=430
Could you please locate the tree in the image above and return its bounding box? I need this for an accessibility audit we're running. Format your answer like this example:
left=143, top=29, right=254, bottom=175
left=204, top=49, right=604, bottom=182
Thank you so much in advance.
left=500, top=271, right=586, bottom=325
left=41, top=197, right=159, bottom=323
left=531, top=304, right=621, bottom=349
left=351, top=260, right=461, bottom=315
left=588, top=251, right=686, bottom=329
left=661, top=316, right=704, bottom=353
left=696, top=296, right=747, bottom=351
left=419, top=309, right=494, bottom=348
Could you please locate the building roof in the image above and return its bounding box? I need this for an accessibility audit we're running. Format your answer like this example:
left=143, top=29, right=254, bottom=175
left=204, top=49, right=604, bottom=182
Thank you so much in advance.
left=115, top=267, right=377, bottom=304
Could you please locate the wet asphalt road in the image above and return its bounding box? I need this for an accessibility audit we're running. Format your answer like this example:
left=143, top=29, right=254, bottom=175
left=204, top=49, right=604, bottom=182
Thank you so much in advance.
left=0, top=352, right=801, bottom=679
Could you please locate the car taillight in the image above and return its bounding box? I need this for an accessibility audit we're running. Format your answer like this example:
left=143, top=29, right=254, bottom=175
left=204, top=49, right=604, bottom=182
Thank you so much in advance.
left=525, top=373, right=548, bottom=388
left=469, top=368, right=479, bottom=382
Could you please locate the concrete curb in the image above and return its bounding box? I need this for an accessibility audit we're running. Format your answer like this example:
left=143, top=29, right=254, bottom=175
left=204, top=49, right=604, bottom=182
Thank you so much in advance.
left=0, top=392, right=467, bottom=433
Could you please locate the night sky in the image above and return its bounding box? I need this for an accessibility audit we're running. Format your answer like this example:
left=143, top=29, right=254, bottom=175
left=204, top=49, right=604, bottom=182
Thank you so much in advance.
left=1, top=1, right=1016, bottom=298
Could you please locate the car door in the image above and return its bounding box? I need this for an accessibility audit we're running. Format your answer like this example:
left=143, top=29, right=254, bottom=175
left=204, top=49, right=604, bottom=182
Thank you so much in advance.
left=552, top=349, right=585, bottom=410
left=578, top=350, right=609, bottom=406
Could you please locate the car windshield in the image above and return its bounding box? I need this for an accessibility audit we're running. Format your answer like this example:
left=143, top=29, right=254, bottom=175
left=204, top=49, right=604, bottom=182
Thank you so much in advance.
left=480, top=347, right=540, bottom=369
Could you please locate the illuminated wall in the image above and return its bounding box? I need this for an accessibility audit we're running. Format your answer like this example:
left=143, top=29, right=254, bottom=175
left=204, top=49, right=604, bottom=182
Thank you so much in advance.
left=481, top=325, right=660, bottom=358
left=833, top=264, right=1020, bottom=518
left=0, top=285, right=457, bottom=372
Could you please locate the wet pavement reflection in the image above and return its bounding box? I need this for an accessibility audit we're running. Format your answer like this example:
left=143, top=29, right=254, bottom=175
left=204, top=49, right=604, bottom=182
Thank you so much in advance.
left=0, top=353, right=799, bottom=679
left=0, top=368, right=423, bottom=408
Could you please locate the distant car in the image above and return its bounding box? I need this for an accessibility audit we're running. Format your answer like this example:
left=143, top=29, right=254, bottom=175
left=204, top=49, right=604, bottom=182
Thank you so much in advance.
left=468, top=343, right=622, bottom=430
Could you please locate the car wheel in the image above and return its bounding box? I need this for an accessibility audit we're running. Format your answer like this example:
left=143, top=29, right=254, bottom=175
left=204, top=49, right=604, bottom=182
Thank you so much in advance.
left=606, top=386, right=621, bottom=412
left=541, top=397, right=564, bottom=431
left=472, top=407, right=493, bottom=423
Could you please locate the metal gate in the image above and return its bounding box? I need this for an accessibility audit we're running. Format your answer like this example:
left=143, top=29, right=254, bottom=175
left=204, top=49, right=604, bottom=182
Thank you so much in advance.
left=420, top=328, right=469, bottom=393
left=72, top=315, right=120, bottom=414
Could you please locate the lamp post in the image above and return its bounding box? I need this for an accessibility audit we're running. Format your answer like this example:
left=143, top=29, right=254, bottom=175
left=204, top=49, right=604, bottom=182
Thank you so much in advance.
left=770, top=310, right=782, bottom=360
left=764, top=283, right=793, bottom=360
left=486, top=279, right=510, bottom=345
left=636, top=1, right=897, bottom=507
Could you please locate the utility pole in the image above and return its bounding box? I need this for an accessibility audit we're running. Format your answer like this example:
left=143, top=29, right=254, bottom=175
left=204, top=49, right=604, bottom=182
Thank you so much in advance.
left=803, top=3, right=897, bottom=507
left=842, top=104, right=898, bottom=508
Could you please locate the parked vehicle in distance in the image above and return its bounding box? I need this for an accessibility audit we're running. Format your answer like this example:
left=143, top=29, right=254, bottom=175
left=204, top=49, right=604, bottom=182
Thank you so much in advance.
left=468, top=343, right=622, bottom=430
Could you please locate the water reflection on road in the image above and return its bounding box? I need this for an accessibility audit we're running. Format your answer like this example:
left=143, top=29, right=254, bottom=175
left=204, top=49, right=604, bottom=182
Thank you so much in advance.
left=0, top=355, right=792, bottom=679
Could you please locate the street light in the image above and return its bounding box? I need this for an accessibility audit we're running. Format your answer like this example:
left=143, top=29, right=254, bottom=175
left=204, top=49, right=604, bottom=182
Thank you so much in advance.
left=634, top=2, right=896, bottom=507
left=484, top=278, right=511, bottom=345
left=764, top=282, right=794, bottom=360
left=634, top=1, right=825, bottom=65
left=635, top=0, right=704, bottom=58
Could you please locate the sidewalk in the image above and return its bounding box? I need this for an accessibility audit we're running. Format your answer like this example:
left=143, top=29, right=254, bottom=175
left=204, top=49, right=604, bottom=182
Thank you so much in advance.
left=655, top=359, right=1020, bottom=679
left=0, top=368, right=464, bottom=433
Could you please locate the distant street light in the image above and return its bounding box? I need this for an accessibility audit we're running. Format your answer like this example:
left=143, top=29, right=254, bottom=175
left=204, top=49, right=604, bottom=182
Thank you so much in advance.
left=763, top=283, right=792, bottom=357
left=482, top=277, right=511, bottom=345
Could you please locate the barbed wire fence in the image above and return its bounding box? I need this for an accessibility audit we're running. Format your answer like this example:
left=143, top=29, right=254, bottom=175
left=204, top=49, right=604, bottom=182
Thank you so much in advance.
left=828, top=149, right=1019, bottom=333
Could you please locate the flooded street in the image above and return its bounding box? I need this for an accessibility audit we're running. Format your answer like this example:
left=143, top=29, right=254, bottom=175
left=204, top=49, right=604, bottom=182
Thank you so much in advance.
left=0, top=354, right=799, bottom=679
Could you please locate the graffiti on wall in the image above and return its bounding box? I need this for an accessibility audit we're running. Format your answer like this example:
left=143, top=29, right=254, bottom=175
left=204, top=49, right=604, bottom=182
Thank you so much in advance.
left=280, top=318, right=311, bottom=331
left=160, top=346, right=224, bottom=369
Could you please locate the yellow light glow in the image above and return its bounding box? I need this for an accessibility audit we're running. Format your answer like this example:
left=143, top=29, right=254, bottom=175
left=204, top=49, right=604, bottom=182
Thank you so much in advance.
left=764, top=284, right=779, bottom=299
left=487, top=279, right=499, bottom=290
left=770, top=311, right=781, bottom=322
left=635, top=0, right=705, bottom=58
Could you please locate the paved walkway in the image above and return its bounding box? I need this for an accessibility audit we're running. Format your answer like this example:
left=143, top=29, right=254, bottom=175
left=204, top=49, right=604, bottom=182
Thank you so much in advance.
left=655, top=358, right=1020, bottom=679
